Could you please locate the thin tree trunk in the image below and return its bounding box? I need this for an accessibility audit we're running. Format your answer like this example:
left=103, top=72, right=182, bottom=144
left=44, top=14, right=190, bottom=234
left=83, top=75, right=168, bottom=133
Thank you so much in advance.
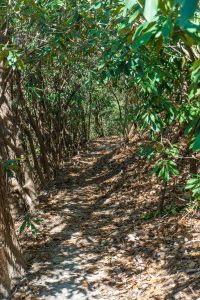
left=0, top=63, right=37, bottom=212
left=23, top=127, right=46, bottom=185
left=87, top=81, right=92, bottom=141
left=15, top=72, right=51, bottom=180
left=0, top=164, right=24, bottom=298
left=110, top=87, right=123, bottom=134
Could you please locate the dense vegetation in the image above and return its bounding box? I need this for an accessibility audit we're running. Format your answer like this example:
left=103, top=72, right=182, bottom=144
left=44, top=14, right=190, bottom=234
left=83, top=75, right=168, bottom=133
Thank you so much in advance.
left=0, top=0, right=199, bottom=297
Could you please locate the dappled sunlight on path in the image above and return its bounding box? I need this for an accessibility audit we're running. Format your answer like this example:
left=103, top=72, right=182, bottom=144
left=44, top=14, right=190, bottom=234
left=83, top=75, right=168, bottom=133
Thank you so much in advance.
left=12, top=137, right=200, bottom=300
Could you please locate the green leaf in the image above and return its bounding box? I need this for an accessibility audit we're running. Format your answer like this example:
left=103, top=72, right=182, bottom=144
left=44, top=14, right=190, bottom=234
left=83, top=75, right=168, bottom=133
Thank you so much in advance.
left=190, top=59, right=200, bottom=72
left=33, top=218, right=43, bottom=224
left=30, top=223, right=37, bottom=235
left=143, top=0, right=158, bottom=21
left=133, top=23, right=158, bottom=50
left=180, top=0, right=198, bottom=21
left=192, top=133, right=200, bottom=152
left=125, top=0, right=137, bottom=10
left=162, top=17, right=173, bottom=43
left=20, top=220, right=28, bottom=234
left=129, top=7, right=141, bottom=23
left=186, top=175, right=200, bottom=200
left=92, top=2, right=101, bottom=10
left=184, top=119, right=199, bottom=135
left=187, top=178, right=198, bottom=185
left=177, top=0, right=199, bottom=32
left=163, top=169, right=170, bottom=182
left=171, top=168, right=179, bottom=176
left=136, top=145, right=155, bottom=159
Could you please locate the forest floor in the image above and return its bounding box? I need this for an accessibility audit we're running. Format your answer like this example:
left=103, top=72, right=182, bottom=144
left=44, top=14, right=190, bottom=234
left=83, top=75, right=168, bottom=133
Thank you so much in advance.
left=12, top=136, right=200, bottom=300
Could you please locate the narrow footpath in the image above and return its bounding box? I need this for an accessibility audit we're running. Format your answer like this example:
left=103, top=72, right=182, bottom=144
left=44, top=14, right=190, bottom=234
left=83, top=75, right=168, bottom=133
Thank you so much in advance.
left=12, top=137, right=200, bottom=300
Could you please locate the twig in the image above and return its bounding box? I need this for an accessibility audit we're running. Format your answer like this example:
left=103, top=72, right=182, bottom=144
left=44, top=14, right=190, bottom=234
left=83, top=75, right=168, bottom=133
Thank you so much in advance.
left=186, top=268, right=200, bottom=274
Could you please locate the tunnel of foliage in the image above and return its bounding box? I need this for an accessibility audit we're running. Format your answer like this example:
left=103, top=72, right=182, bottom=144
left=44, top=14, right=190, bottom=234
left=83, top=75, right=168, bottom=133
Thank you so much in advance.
left=0, top=0, right=199, bottom=297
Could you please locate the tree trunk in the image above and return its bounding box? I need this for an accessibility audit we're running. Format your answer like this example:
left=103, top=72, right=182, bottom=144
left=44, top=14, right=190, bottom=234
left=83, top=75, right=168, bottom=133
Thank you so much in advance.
left=87, top=81, right=92, bottom=141
left=23, top=128, right=46, bottom=185
left=0, top=164, right=24, bottom=299
left=0, top=64, right=37, bottom=212
left=15, top=72, right=51, bottom=180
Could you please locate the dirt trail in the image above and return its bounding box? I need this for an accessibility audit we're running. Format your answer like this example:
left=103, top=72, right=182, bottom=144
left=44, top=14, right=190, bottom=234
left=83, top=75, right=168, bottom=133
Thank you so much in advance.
left=12, top=137, right=200, bottom=300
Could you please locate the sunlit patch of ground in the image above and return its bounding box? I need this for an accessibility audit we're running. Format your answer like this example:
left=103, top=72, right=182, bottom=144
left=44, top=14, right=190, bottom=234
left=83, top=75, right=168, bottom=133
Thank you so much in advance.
left=13, top=137, right=200, bottom=300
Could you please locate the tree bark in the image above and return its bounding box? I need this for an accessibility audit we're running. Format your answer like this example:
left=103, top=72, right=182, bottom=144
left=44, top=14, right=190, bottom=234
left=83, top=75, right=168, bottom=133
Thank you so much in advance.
left=0, top=63, right=37, bottom=212
left=23, top=128, right=46, bottom=185
left=0, top=164, right=24, bottom=299
left=15, top=72, right=51, bottom=180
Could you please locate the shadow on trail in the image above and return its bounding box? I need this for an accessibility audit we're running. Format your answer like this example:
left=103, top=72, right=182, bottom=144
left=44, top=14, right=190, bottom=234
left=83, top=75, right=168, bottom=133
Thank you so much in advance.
left=13, top=137, right=200, bottom=299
